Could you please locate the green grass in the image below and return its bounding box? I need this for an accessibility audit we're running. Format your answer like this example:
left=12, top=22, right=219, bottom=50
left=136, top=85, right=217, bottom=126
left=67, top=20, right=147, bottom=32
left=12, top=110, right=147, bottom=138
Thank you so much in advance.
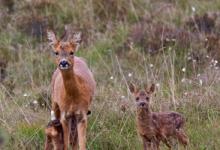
left=1, top=0, right=220, bottom=149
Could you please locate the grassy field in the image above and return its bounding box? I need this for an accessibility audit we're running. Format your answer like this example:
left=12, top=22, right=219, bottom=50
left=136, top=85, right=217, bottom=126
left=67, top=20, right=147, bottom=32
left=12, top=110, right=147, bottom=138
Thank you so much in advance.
left=0, top=0, right=220, bottom=149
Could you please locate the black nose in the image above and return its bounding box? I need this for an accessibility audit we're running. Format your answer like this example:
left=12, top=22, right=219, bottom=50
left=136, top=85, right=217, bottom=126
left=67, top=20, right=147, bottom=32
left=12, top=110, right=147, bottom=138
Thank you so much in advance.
left=139, top=102, right=146, bottom=107
left=59, top=60, right=69, bottom=67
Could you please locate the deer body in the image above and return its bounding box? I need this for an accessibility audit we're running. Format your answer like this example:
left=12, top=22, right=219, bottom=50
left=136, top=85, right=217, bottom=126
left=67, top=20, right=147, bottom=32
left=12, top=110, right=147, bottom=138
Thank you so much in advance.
left=52, top=57, right=95, bottom=113
left=46, top=29, right=96, bottom=150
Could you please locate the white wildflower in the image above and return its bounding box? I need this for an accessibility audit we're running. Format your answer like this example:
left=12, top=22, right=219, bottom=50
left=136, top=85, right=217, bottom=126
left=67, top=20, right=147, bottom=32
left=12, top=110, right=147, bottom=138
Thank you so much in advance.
left=199, top=79, right=203, bottom=86
left=121, top=95, right=125, bottom=99
left=191, top=6, right=196, bottom=12
left=156, top=83, right=160, bottom=87
left=181, top=78, right=186, bottom=83
left=33, top=100, right=38, bottom=104
left=23, top=93, right=28, bottom=97
left=110, top=76, right=114, bottom=80
left=149, top=64, right=154, bottom=68
left=188, top=80, right=192, bottom=84
left=197, top=74, right=201, bottom=77
left=182, top=67, right=186, bottom=72
left=128, top=73, right=132, bottom=77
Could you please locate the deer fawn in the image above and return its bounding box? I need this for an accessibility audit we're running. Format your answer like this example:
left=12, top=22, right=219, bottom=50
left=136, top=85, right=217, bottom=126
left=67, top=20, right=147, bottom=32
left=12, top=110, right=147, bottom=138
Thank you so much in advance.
left=45, top=119, right=64, bottom=150
left=129, top=83, right=188, bottom=150
left=46, top=29, right=96, bottom=150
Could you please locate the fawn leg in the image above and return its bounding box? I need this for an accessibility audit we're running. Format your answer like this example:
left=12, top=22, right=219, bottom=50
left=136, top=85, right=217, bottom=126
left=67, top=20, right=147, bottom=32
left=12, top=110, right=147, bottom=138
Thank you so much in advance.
left=77, top=112, right=87, bottom=150
left=176, top=129, right=189, bottom=147
left=44, top=135, right=52, bottom=150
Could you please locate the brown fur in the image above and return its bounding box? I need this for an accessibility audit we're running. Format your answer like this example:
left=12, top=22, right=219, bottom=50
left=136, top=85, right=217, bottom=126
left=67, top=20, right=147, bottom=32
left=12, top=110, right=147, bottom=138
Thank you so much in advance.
left=44, top=119, right=64, bottom=150
left=46, top=29, right=96, bottom=150
left=129, top=83, right=189, bottom=150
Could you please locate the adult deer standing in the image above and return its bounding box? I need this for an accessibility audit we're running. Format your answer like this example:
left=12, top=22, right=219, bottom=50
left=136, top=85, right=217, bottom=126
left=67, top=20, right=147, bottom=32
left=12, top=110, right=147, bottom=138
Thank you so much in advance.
left=47, top=29, right=96, bottom=150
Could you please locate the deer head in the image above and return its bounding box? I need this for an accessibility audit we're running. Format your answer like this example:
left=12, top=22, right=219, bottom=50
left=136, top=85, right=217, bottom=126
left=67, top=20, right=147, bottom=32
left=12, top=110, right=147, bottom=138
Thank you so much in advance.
left=47, top=29, right=82, bottom=70
left=129, top=83, right=155, bottom=111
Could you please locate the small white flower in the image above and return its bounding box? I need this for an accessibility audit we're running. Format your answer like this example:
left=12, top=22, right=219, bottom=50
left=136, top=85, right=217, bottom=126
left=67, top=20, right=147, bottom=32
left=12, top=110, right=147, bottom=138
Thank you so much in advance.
left=181, top=78, right=186, bottom=83
left=191, top=6, right=196, bottom=12
left=189, top=80, right=192, bottom=84
left=110, top=76, right=114, bottom=80
left=199, top=79, right=203, bottom=86
left=23, top=93, right=28, bottom=97
left=149, top=64, right=154, bottom=68
left=215, top=67, right=219, bottom=70
left=206, top=55, right=209, bottom=58
left=156, top=83, right=160, bottom=87
left=182, top=67, right=186, bottom=72
left=128, top=73, right=132, bottom=77
left=192, top=59, right=196, bottom=63
left=33, top=100, right=38, bottom=104
left=197, top=74, right=201, bottom=77
left=184, top=92, right=188, bottom=96
left=121, top=95, right=125, bottom=99
left=187, top=56, right=192, bottom=61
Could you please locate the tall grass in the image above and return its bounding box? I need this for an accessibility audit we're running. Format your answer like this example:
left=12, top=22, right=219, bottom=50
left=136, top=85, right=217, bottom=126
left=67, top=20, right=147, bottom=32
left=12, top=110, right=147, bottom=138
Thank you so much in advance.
left=0, top=0, right=220, bottom=149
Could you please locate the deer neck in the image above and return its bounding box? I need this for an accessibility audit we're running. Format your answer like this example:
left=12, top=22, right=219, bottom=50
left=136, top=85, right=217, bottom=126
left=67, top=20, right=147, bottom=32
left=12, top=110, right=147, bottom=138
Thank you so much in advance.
left=137, top=108, right=151, bottom=124
left=60, top=67, right=80, bottom=97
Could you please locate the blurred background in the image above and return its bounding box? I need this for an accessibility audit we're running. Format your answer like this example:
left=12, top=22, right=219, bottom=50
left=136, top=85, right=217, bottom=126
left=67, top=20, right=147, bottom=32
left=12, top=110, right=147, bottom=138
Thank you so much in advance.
left=0, top=0, right=220, bottom=149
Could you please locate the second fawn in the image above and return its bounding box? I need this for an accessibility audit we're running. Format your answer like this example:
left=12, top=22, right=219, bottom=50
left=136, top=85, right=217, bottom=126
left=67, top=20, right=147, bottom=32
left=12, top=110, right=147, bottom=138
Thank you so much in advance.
left=129, top=83, right=189, bottom=150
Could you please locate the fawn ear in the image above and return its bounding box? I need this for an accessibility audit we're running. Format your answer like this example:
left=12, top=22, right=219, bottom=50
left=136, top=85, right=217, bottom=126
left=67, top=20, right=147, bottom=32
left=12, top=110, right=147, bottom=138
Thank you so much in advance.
left=129, top=83, right=137, bottom=94
left=148, top=84, right=155, bottom=94
left=71, top=32, right=82, bottom=51
left=47, top=30, right=58, bottom=46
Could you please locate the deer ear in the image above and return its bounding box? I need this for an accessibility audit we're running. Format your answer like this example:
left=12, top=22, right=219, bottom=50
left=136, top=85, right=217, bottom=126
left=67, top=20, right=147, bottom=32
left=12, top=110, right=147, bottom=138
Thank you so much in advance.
left=129, top=83, right=136, bottom=94
left=71, top=32, right=82, bottom=51
left=47, top=30, right=57, bottom=46
left=148, top=84, right=155, bottom=94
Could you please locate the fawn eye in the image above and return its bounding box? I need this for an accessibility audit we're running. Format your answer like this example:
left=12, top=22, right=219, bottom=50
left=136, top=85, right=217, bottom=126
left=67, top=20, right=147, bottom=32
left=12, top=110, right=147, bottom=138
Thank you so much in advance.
left=146, top=97, right=149, bottom=101
left=54, top=51, right=59, bottom=55
left=70, top=51, right=74, bottom=55
left=136, top=97, right=139, bottom=101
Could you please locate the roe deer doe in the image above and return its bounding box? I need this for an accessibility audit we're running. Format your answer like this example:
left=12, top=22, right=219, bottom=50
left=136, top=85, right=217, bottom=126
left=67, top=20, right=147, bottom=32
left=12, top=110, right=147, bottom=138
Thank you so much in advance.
left=129, top=83, right=188, bottom=150
left=46, top=28, right=96, bottom=150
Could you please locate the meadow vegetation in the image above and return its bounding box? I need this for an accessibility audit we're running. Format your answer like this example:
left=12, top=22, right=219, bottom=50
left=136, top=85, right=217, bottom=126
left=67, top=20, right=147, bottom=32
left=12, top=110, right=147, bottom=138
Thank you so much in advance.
left=0, top=0, right=220, bottom=149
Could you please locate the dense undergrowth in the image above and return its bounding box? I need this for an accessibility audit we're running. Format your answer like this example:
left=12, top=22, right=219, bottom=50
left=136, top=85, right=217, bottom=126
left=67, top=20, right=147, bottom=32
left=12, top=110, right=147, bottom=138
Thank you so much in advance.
left=0, top=0, right=220, bottom=149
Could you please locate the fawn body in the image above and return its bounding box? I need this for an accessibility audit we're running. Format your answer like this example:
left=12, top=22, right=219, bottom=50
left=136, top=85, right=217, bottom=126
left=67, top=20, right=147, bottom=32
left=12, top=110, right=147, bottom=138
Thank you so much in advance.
left=46, top=29, right=96, bottom=150
left=129, top=83, right=188, bottom=150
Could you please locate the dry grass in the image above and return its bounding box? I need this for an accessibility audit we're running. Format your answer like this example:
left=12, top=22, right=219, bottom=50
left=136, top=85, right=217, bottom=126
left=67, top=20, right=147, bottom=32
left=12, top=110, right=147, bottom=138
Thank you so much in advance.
left=0, top=0, right=220, bottom=149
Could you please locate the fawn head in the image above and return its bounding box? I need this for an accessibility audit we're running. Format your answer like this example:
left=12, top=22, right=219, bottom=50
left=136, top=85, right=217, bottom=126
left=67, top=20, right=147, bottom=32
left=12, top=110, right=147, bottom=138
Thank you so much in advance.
left=129, top=83, right=155, bottom=110
left=47, top=29, right=81, bottom=70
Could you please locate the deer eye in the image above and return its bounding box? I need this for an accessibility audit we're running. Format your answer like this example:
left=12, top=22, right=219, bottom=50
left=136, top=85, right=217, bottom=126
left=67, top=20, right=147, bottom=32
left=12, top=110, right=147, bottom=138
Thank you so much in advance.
left=54, top=51, right=59, bottom=56
left=146, top=97, right=149, bottom=101
left=136, top=97, right=139, bottom=101
left=70, top=51, right=74, bottom=55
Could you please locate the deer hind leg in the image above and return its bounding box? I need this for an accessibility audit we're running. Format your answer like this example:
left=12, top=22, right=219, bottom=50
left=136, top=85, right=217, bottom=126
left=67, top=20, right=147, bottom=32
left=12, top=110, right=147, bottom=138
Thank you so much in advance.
left=76, top=112, right=87, bottom=150
left=176, top=129, right=189, bottom=147
left=61, top=112, right=70, bottom=150
left=70, top=115, right=78, bottom=150
left=160, top=134, right=171, bottom=150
